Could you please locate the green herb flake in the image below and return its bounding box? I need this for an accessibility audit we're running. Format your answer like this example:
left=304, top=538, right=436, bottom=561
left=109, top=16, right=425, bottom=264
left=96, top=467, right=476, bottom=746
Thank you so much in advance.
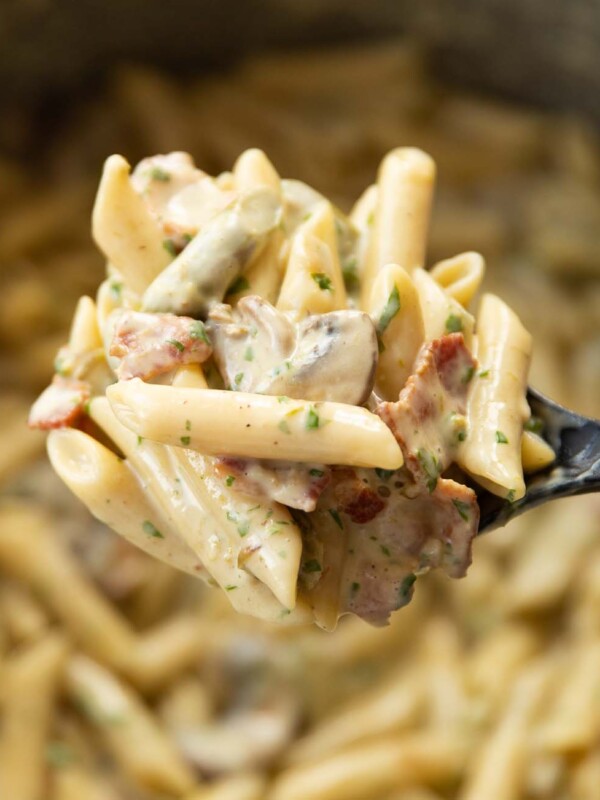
left=142, top=520, right=164, bottom=539
left=237, top=520, right=250, bottom=537
left=375, top=468, right=395, bottom=481
left=457, top=430, right=467, bottom=442
left=367, top=210, right=375, bottom=226
left=452, top=499, right=471, bottom=521
left=377, top=285, right=401, bottom=337
left=462, top=365, right=475, bottom=384
left=189, top=320, right=210, bottom=345
left=524, top=416, right=544, bottom=435
left=180, top=435, right=191, bottom=446
left=182, top=232, right=193, bottom=244
left=380, top=545, right=391, bottom=557
left=329, top=508, right=344, bottom=529
left=351, top=581, right=361, bottom=594
left=225, top=585, right=238, bottom=591
left=163, top=238, right=178, bottom=257
left=506, top=489, right=516, bottom=503
left=306, top=406, right=320, bottom=430
left=226, top=511, right=237, bottom=522
left=277, top=396, right=289, bottom=404
left=166, top=338, right=185, bottom=353
left=244, top=346, right=254, bottom=362
left=228, top=275, right=250, bottom=295
left=445, top=313, right=463, bottom=333
left=234, top=372, right=244, bottom=386
left=496, top=430, right=509, bottom=444
left=137, top=435, right=144, bottom=445
left=303, top=559, right=322, bottom=573
left=278, top=419, right=291, bottom=434
left=46, top=741, right=75, bottom=768
left=311, top=272, right=333, bottom=292
left=417, top=449, right=441, bottom=493
left=185, top=419, right=192, bottom=431
left=399, top=573, right=416, bottom=601
left=478, top=369, right=490, bottom=378
left=225, top=475, right=235, bottom=486
left=342, top=258, right=359, bottom=292
left=109, top=281, right=123, bottom=301
left=309, top=468, right=325, bottom=477
left=151, top=166, right=171, bottom=182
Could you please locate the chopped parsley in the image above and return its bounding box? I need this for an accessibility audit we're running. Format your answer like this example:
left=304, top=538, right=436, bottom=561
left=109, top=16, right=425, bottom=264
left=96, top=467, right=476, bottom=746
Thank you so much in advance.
left=277, top=396, right=289, bottom=403
left=150, top=167, right=171, bottom=182
left=367, top=210, right=375, bottom=226
left=180, top=436, right=191, bottom=446
left=189, top=320, right=210, bottom=345
left=225, top=585, right=238, bottom=591
left=380, top=545, right=391, bottom=557
left=137, top=435, right=144, bottom=445
left=228, top=275, right=250, bottom=295
left=166, top=338, right=185, bottom=352
left=462, top=365, right=475, bottom=384
left=452, top=498, right=471, bottom=521
left=377, top=285, right=401, bottom=336
left=306, top=406, right=320, bottom=430
left=445, top=313, right=463, bottom=333
left=244, top=346, right=254, bottom=362
left=237, top=520, right=250, bottom=537
left=109, top=280, right=123, bottom=301
left=185, top=419, right=191, bottom=431
left=309, top=468, right=325, bottom=477
left=162, top=238, right=177, bottom=257
left=234, top=372, right=244, bottom=386
left=375, top=467, right=395, bottom=481
left=524, top=416, right=544, bottom=435
left=416, top=449, right=441, bottom=493
left=457, top=430, right=467, bottom=442
left=399, top=573, right=416, bottom=601
left=478, top=369, right=490, bottom=378
left=303, top=559, right=322, bottom=573
left=496, top=430, right=509, bottom=444
left=45, top=741, right=75, bottom=768
left=311, top=272, right=333, bottom=291
left=225, top=475, right=235, bottom=486
left=351, top=581, right=361, bottom=594
left=142, top=520, right=164, bottom=539
left=506, top=489, right=516, bottom=503
left=329, top=508, right=344, bottom=529
left=182, top=232, right=193, bottom=244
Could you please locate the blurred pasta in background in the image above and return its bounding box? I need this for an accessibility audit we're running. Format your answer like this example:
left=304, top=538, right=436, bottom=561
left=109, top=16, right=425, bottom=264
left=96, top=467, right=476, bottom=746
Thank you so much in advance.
left=0, top=41, right=599, bottom=800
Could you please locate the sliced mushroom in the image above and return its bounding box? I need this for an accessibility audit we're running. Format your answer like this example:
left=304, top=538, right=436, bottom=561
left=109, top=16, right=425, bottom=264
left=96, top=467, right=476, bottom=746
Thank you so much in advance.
left=208, top=295, right=378, bottom=405
left=142, top=187, right=282, bottom=318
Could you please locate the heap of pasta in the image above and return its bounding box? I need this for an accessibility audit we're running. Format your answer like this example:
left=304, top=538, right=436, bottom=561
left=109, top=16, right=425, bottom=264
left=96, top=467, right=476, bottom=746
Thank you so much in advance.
left=29, top=147, right=555, bottom=628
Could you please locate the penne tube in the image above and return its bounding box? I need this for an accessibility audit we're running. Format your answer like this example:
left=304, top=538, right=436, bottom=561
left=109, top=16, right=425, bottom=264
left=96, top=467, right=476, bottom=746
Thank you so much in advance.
left=367, top=263, right=425, bottom=399
left=68, top=296, right=104, bottom=353
left=521, top=430, right=555, bottom=473
left=286, top=666, right=424, bottom=765
left=130, top=615, right=206, bottom=692
left=0, top=633, right=69, bottom=800
left=66, top=655, right=197, bottom=796
left=429, top=252, right=485, bottom=307
left=90, top=397, right=308, bottom=620
left=0, top=502, right=137, bottom=673
left=270, top=733, right=465, bottom=800
left=412, top=267, right=474, bottom=346
left=47, top=428, right=204, bottom=577
left=534, top=639, right=600, bottom=753
left=361, top=147, right=436, bottom=306
left=229, top=230, right=287, bottom=305
left=92, top=155, right=171, bottom=294
left=420, top=618, right=468, bottom=731
left=233, top=148, right=281, bottom=193
left=277, top=202, right=347, bottom=317
left=459, top=658, right=556, bottom=800
left=106, top=379, right=403, bottom=470
left=458, top=293, right=532, bottom=500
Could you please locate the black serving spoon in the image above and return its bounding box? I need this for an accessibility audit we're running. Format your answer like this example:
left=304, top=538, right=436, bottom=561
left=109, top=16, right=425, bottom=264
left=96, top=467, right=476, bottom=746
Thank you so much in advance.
left=477, top=388, right=600, bottom=534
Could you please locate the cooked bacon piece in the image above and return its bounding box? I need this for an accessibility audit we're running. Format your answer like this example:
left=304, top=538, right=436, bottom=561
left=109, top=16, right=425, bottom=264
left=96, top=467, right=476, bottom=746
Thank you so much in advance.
left=28, top=376, right=90, bottom=430
left=330, top=468, right=386, bottom=523
left=378, top=333, right=476, bottom=492
left=110, top=311, right=212, bottom=381
left=215, top=457, right=330, bottom=512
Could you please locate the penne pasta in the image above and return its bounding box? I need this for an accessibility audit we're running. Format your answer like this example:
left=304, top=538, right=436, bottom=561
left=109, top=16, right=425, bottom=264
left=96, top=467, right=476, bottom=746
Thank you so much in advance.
left=429, top=252, right=485, bottom=307
left=412, top=267, right=474, bottom=346
left=106, top=379, right=404, bottom=470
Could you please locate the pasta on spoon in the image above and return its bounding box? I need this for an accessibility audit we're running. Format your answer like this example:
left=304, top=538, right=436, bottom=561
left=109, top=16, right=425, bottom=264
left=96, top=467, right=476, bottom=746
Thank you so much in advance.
left=30, top=147, right=554, bottom=628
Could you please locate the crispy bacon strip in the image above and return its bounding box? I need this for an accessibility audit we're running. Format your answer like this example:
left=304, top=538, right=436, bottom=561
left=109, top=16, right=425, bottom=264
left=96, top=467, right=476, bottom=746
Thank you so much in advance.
left=215, top=457, right=330, bottom=512
left=28, top=376, right=90, bottom=430
left=110, top=311, right=212, bottom=381
left=378, top=333, right=477, bottom=492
